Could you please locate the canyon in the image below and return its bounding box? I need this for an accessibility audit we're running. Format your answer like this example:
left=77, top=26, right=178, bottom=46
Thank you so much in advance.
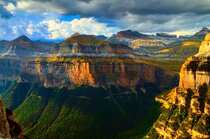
left=0, top=56, right=177, bottom=139
left=0, top=28, right=208, bottom=139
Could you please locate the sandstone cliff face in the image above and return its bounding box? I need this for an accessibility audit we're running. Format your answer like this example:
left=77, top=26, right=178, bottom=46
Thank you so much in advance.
left=20, top=57, right=174, bottom=89
left=68, top=61, right=96, bottom=85
left=198, top=33, right=210, bottom=55
left=0, top=57, right=176, bottom=93
left=131, top=39, right=165, bottom=49
left=179, top=56, right=210, bottom=89
left=146, top=33, right=210, bottom=139
left=179, top=32, right=210, bottom=90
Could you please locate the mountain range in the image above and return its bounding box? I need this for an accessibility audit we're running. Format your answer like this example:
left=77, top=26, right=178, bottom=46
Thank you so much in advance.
left=0, top=27, right=208, bottom=59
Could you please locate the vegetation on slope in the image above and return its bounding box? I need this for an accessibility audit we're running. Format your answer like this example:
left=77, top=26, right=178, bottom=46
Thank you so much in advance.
left=2, top=83, right=162, bottom=139
left=158, top=40, right=201, bottom=59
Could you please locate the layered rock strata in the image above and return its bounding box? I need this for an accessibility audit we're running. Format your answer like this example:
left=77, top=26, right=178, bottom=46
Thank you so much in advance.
left=146, top=33, right=210, bottom=139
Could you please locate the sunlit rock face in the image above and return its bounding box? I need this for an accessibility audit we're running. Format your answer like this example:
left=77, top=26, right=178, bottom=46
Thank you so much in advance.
left=179, top=56, right=210, bottom=90
left=131, top=39, right=165, bottom=49
left=198, top=33, right=210, bottom=55
left=68, top=61, right=96, bottom=86
left=20, top=57, right=173, bottom=89
left=147, top=33, right=210, bottom=139
left=179, top=33, right=210, bottom=90
left=0, top=56, right=176, bottom=95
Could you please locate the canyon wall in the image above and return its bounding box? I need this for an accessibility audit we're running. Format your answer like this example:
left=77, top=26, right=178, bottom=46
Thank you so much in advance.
left=146, top=33, right=210, bottom=139
left=0, top=57, right=175, bottom=91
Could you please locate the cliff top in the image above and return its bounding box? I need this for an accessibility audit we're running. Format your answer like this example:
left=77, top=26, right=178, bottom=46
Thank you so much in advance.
left=204, top=33, right=210, bottom=41
left=196, top=33, right=210, bottom=56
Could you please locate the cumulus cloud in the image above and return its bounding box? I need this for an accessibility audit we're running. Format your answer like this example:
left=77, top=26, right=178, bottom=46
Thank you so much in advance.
left=0, top=9, right=119, bottom=40
left=42, top=18, right=119, bottom=39
left=0, top=11, right=50, bottom=40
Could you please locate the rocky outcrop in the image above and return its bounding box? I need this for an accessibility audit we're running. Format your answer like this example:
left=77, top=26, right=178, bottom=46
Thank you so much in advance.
left=197, top=33, right=210, bottom=55
left=59, top=34, right=134, bottom=55
left=146, top=33, right=210, bottom=139
left=115, top=30, right=148, bottom=39
left=68, top=61, right=96, bottom=85
left=131, top=39, right=166, bottom=49
left=0, top=100, right=11, bottom=139
left=193, top=27, right=210, bottom=40
left=179, top=56, right=210, bottom=89
left=0, top=100, right=23, bottom=139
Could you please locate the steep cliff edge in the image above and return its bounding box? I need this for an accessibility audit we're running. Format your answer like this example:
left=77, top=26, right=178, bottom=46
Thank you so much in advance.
left=20, top=57, right=177, bottom=90
left=146, top=33, right=210, bottom=139
left=0, top=99, right=24, bottom=139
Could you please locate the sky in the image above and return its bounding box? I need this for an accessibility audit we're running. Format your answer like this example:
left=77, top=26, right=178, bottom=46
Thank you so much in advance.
left=1, top=0, right=210, bottom=40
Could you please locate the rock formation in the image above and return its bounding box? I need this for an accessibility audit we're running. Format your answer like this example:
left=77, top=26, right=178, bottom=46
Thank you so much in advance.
left=192, top=27, right=210, bottom=40
left=19, top=57, right=175, bottom=89
left=131, top=39, right=166, bottom=49
left=197, top=33, right=210, bottom=55
left=0, top=99, right=24, bottom=139
left=0, top=56, right=177, bottom=95
left=59, top=34, right=134, bottom=55
left=146, top=33, right=210, bottom=139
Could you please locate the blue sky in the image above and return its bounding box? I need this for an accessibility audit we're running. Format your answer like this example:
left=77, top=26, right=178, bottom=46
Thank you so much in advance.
left=0, top=0, right=121, bottom=40
left=1, top=0, right=210, bottom=40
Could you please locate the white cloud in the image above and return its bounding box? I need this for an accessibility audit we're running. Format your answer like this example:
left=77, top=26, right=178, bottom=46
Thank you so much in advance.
left=0, top=11, right=119, bottom=40
left=4, top=2, right=16, bottom=13
left=26, top=23, right=34, bottom=35
left=42, top=18, right=119, bottom=39
left=170, top=30, right=196, bottom=37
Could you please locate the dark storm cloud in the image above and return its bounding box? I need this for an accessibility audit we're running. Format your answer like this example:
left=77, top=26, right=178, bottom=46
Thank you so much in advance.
left=3, top=0, right=210, bottom=34
left=22, top=0, right=210, bottom=17
left=15, top=0, right=210, bottom=27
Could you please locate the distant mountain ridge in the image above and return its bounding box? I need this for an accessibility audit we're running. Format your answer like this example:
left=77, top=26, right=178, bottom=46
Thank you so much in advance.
left=116, top=30, right=149, bottom=39
left=59, top=34, right=134, bottom=55
left=0, top=28, right=208, bottom=58
left=192, top=27, right=210, bottom=40
left=0, top=36, right=58, bottom=57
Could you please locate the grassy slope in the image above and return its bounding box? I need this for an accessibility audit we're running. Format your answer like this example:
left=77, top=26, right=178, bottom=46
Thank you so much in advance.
left=2, top=83, right=161, bottom=139
left=138, top=39, right=201, bottom=73
left=158, top=40, right=200, bottom=59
